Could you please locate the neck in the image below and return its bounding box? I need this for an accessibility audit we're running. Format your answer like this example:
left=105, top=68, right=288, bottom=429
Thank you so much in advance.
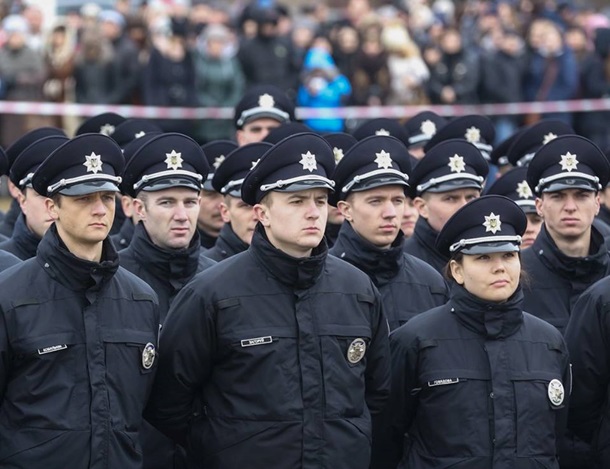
left=548, top=225, right=591, bottom=258
left=198, top=223, right=221, bottom=238
left=57, top=224, right=103, bottom=262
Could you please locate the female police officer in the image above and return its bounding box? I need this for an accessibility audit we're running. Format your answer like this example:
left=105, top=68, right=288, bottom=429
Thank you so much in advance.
left=372, top=195, right=571, bottom=469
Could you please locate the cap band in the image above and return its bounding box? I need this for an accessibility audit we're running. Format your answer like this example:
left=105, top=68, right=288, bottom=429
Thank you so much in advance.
left=535, top=171, right=600, bottom=194
left=48, top=173, right=122, bottom=195
left=260, top=174, right=335, bottom=192
left=236, top=107, right=290, bottom=127
left=342, top=168, right=409, bottom=193
left=221, top=178, right=245, bottom=194
left=19, top=172, right=34, bottom=188
left=408, top=134, right=429, bottom=146
left=449, top=234, right=522, bottom=253
left=417, top=173, right=484, bottom=194
left=133, top=169, right=203, bottom=192
left=516, top=152, right=536, bottom=167
left=515, top=199, right=535, bottom=208
left=497, top=156, right=509, bottom=166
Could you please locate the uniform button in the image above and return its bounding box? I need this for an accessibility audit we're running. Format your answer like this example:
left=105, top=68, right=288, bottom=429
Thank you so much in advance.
left=489, top=392, right=495, bottom=399
left=492, top=438, right=496, bottom=445
left=44, top=263, right=49, bottom=268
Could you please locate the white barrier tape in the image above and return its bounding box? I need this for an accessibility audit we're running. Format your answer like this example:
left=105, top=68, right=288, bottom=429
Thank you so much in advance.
left=0, top=99, right=607, bottom=119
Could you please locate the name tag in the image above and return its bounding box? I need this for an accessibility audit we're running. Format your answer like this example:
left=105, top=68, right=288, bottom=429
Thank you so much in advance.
left=38, top=344, right=67, bottom=355
left=241, top=336, right=273, bottom=347
left=428, top=378, right=460, bottom=387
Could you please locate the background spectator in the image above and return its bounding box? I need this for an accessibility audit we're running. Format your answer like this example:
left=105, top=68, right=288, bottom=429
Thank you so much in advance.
left=72, top=26, right=114, bottom=105
left=350, top=20, right=390, bottom=105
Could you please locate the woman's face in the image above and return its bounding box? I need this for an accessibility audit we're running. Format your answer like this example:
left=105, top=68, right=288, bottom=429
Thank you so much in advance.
left=450, top=251, right=521, bottom=302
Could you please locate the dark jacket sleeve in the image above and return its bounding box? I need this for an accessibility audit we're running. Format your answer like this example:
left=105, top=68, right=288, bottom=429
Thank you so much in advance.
left=0, top=307, right=9, bottom=406
left=371, top=324, right=419, bottom=469
left=565, top=285, right=610, bottom=443
left=365, top=288, right=391, bottom=416
left=144, top=283, right=216, bottom=445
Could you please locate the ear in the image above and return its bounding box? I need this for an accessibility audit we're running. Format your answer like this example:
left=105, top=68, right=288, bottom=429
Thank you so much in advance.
left=595, top=193, right=601, bottom=216
left=121, top=195, right=134, bottom=218
left=133, top=198, right=147, bottom=221
left=219, top=201, right=231, bottom=223
left=413, top=196, right=429, bottom=218
left=45, top=197, right=59, bottom=221
left=16, top=189, right=26, bottom=212
left=449, top=259, right=464, bottom=285
left=7, top=180, right=21, bottom=199
left=254, top=203, right=270, bottom=227
left=337, top=200, right=352, bottom=221
left=534, top=197, right=544, bottom=218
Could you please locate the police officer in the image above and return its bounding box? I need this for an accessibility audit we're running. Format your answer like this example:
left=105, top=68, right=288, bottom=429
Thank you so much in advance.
left=233, top=84, right=295, bottom=146
left=485, top=166, right=542, bottom=249
left=403, top=110, right=447, bottom=160
left=565, top=259, right=610, bottom=468
left=0, top=135, right=69, bottom=259
left=119, top=132, right=215, bottom=319
left=197, top=140, right=238, bottom=248
left=75, top=111, right=126, bottom=136
left=0, top=145, right=22, bottom=271
left=0, top=133, right=160, bottom=468
left=373, top=195, right=571, bottom=469
left=424, top=114, right=495, bottom=161
left=330, top=135, right=447, bottom=330
left=204, top=142, right=272, bottom=261
left=522, top=135, right=610, bottom=334
left=404, top=138, right=489, bottom=273
left=145, top=132, right=391, bottom=468
left=506, top=119, right=574, bottom=168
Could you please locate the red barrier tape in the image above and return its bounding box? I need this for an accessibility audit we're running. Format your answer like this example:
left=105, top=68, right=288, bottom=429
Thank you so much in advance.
left=0, top=99, right=607, bottom=119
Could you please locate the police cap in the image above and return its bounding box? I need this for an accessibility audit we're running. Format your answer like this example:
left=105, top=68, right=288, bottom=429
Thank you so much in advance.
left=32, top=134, right=124, bottom=197
left=110, top=118, right=162, bottom=148
left=212, top=142, right=273, bottom=197
left=263, top=122, right=313, bottom=144
left=324, top=132, right=358, bottom=164
left=75, top=112, right=126, bottom=136
left=506, top=120, right=574, bottom=167
left=485, top=167, right=535, bottom=214
left=424, top=114, right=495, bottom=160
left=5, top=127, right=67, bottom=170
left=404, top=111, right=447, bottom=148
left=10, top=135, right=70, bottom=189
left=201, top=140, right=239, bottom=191
left=353, top=118, right=410, bottom=146
left=436, top=195, right=527, bottom=257
left=234, top=85, right=295, bottom=129
left=241, top=132, right=335, bottom=205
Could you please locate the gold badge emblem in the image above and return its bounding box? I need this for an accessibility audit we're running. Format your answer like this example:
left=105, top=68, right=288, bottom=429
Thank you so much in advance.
left=99, top=124, right=115, bottom=136
left=165, top=150, right=183, bottom=170
left=465, top=126, right=481, bottom=143
left=374, top=150, right=393, bottom=169
left=483, top=212, right=502, bottom=234
left=333, top=147, right=344, bottom=163
left=559, top=152, right=579, bottom=172
left=258, top=93, right=275, bottom=108
left=420, top=120, right=436, bottom=138
left=548, top=379, right=564, bottom=406
left=300, top=151, right=317, bottom=172
left=142, top=342, right=156, bottom=370
left=448, top=154, right=466, bottom=173
left=516, top=180, right=532, bottom=199
left=375, top=128, right=391, bottom=136
left=347, top=338, right=367, bottom=364
left=83, top=152, right=103, bottom=174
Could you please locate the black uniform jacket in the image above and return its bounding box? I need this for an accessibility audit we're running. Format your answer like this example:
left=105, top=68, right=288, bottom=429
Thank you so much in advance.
left=373, top=284, right=571, bottom=469
left=203, top=223, right=249, bottom=262
left=402, top=218, right=449, bottom=274
left=119, top=222, right=216, bottom=321
left=198, top=227, right=217, bottom=249
left=0, top=213, right=40, bottom=260
left=0, top=224, right=160, bottom=469
left=110, top=218, right=135, bottom=250
left=330, top=222, right=448, bottom=330
left=521, top=224, right=610, bottom=334
left=566, top=276, right=610, bottom=469
left=145, top=224, right=391, bottom=469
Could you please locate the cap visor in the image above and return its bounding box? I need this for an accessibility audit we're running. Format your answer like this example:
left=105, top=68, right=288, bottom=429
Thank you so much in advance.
left=350, top=176, right=409, bottom=193
left=59, top=180, right=120, bottom=196
left=424, top=179, right=484, bottom=193
left=461, top=242, right=520, bottom=255
left=542, top=179, right=598, bottom=193
left=275, top=180, right=335, bottom=193
left=140, top=178, right=202, bottom=193
left=241, top=110, right=288, bottom=127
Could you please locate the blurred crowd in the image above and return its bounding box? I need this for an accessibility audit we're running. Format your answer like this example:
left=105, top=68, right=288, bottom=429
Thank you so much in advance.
left=0, top=0, right=610, bottom=147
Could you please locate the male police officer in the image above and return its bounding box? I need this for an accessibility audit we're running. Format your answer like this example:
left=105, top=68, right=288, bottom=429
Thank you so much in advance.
left=404, top=139, right=489, bottom=273
left=145, top=132, right=391, bottom=468
left=0, top=133, right=159, bottom=468
left=0, top=135, right=69, bottom=259
left=330, top=135, right=447, bottom=330
left=205, top=142, right=271, bottom=261
left=119, top=132, right=215, bottom=319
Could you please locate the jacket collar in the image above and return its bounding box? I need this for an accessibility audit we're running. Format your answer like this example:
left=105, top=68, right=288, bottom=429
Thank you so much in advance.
left=11, top=213, right=41, bottom=259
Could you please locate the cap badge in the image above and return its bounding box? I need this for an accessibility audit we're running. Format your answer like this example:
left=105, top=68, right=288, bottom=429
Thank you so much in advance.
left=134, top=131, right=146, bottom=139
left=333, top=147, right=344, bottom=163
left=99, top=124, right=115, bottom=136
left=142, top=342, right=156, bottom=370
left=548, top=379, right=565, bottom=406
left=213, top=155, right=225, bottom=169
left=375, top=150, right=393, bottom=169
left=300, top=151, right=317, bottom=172
left=543, top=132, right=558, bottom=145
left=375, top=128, right=391, bottom=136
left=516, top=180, right=533, bottom=199
left=251, top=158, right=260, bottom=170
left=559, top=152, right=578, bottom=172
left=259, top=93, right=275, bottom=108
left=83, top=152, right=103, bottom=174
left=165, top=150, right=183, bottom=170
left=347, top=338, right=366, bottom=364
left=448, top=154, right=466, bottom=173
left=483, top=212, right=502, bottom=234
left=465, top=126, right=481, bottom=143
left=420, top=119, right=436, bottom=137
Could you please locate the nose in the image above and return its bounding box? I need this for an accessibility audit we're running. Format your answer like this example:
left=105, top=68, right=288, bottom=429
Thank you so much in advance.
left=491, top=257, right=507, bottom=273
left=382, top=200, right=397, bottom=219
left=563, top=195, right=577, bottom=211
left=91, top=195, right=107, bottom=216
left=306, top=200, right=321, bottom=219
left=173, top=202, right=188, bottom=221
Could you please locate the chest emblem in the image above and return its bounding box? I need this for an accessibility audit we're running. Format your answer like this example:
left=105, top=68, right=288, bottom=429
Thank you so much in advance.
left=347, top=338, right=367, bottom=364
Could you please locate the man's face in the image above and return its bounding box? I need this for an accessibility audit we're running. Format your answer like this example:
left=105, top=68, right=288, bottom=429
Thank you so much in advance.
left=536, top=188, right=600, bottom=243
left=414, top=188, right=480, bottom=232
left=47, top=191, right=116, bottom=248
left=338, top=185, right=406, bottom=249
left=255, top=188, right=328, bottom=258
left=18, top=187, right=54, bottom=238
left=134, top=187, right=200, bottom=250
left=522, top=212, right=543, bottom=248
left=198, top=189, right=224, bottom=237
left=236, top=118, right=282, bottom=146
left=220, top=195, right=258, bottom=245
